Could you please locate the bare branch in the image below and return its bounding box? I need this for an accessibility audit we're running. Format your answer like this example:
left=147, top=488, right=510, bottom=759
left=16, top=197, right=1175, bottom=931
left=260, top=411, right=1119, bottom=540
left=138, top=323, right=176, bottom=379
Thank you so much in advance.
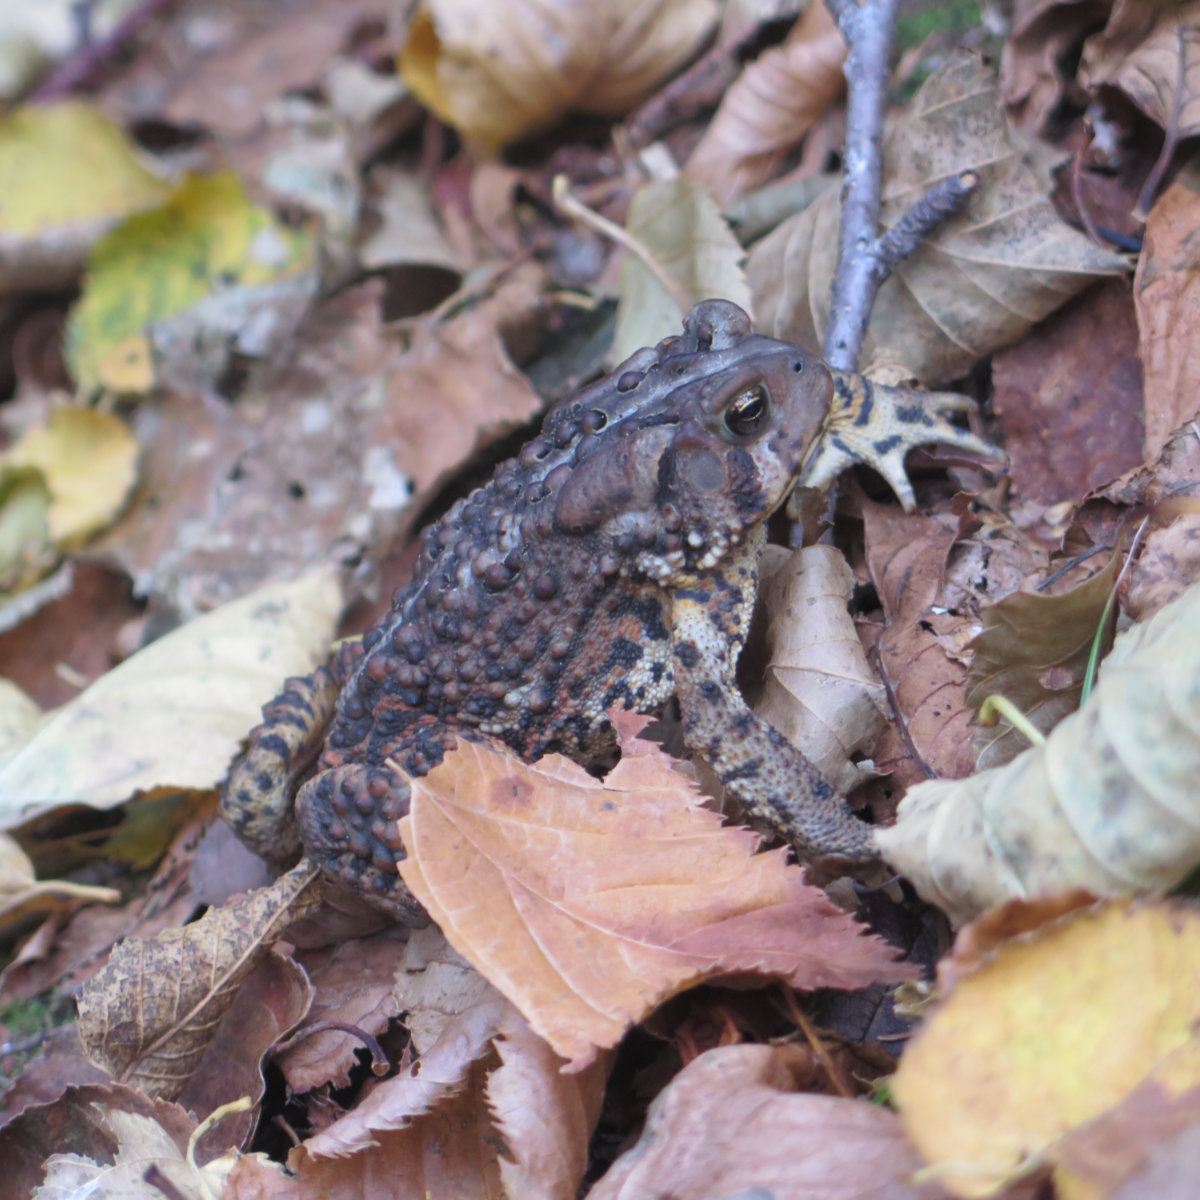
left=823, top=0, right=899, bottom=370
left=822, top=1, right=978, bottom=372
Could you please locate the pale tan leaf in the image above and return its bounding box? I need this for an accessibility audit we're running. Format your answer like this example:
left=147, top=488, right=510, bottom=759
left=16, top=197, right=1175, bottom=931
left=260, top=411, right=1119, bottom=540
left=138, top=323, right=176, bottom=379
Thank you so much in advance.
left=589, top=1043, right=934, bottom=1200
left=613, top=176, right=753, bottom=363
left=77, top=862, right=322, bottom=1100
left=0, top=1083, right=209, bottom=1200
left=400, top=0, right=718, bottom=155
left=399, top=714, right=913, bottom=1067
left=1133, top=157, right=1200, bottom=460
left=878, top=581, right=1200, bottom=926
left=0, top=830, right=119, bottom=939
left=687, top=1, right=846, bottom=206
left=0, top=568, right=342, bottom=822
left=756, top=544, right=888, bottom=794
left=1082, top=1, right=1200, bottom=136
left=749, top=52, right=1125, bottom=383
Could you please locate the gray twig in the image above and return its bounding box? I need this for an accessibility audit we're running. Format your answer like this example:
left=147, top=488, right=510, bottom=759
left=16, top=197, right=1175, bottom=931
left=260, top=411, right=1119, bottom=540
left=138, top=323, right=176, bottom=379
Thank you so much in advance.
left=32, top=0, right=177, bottom=101
left=821, top=0, right=976, bottom=371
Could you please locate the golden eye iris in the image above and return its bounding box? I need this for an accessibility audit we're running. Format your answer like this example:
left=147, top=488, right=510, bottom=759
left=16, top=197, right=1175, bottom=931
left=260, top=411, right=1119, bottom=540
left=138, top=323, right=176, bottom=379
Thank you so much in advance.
left=725, top=385, right=770, bottom=436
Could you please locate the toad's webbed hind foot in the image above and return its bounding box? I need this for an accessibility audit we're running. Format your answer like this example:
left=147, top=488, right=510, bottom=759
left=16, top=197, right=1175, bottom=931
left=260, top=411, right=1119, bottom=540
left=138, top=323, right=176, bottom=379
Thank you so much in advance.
left=295, top=763, right=427, bottom=923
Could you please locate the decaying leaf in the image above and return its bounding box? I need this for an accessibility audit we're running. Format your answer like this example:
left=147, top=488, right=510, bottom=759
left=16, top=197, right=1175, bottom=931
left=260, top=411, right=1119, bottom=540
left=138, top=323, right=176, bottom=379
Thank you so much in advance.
left=77, top=861, right=321, bottom=1100
left=877, top=580, right=1200, bottom=926
left=0, top=1082, right=208, bottom=1200
left=991, top=279, right=1145, bottom=508
left=67, top=170, right=315, bottom=393
left=0, top=568, right=342, bottom=822
left=1133, top=155, right=1200, bottom=461
left=399, top=713, right=914, bottom=1068
left=685, top=0, right=846, bottom=206
left=589, top=1042, right=935, bottom=1200
left=749, top=51, right=1125, bottom=383
left=755, top=544, right=888, bottom=795
left=0, top=102, right=168, bottom=295
left=862, top=500, right=978, bottom=788
left=612, top=176, right=753, bottom=364
left=399, top=0, right=719, bottom=154
left=966, top=548, right=1120, bottom=771
left=894, top=899, right=1200, bottom=1198
left=276, top=926, right=412, bottom=1093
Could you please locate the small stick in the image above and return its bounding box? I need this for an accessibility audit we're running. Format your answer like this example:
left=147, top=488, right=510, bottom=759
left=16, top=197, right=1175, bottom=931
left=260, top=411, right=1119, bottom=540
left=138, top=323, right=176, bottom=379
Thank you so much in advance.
left=822, top=0, right=977, bottom=370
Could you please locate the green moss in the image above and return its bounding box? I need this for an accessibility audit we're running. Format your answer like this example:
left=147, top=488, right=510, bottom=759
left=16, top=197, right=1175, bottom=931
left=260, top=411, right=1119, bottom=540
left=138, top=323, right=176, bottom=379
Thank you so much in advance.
left=896, top=0, right=982, bottom=48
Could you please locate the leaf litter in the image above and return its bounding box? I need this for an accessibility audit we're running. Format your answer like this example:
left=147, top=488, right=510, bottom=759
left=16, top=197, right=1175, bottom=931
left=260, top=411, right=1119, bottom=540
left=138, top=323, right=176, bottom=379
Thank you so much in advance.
left=1, top=1, right=1200, bottom=1198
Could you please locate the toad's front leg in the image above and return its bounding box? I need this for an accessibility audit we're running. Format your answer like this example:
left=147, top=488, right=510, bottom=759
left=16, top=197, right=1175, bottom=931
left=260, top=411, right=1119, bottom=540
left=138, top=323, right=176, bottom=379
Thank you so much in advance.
left=668, top=549, right=876, bottom=865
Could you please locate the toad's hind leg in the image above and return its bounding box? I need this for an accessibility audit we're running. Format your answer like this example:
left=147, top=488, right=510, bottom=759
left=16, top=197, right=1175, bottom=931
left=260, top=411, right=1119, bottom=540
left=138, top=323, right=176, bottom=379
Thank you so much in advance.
left=221, top=641, right=363, bottom=870
left=669, top=552, right=877, bottom=866
left=294, top=763, right=427, bottom=922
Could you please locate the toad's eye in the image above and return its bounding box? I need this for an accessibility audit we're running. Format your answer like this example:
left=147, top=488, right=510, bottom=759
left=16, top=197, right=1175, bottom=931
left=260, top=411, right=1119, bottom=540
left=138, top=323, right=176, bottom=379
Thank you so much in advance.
left=724, top=385, right=770, bottom=436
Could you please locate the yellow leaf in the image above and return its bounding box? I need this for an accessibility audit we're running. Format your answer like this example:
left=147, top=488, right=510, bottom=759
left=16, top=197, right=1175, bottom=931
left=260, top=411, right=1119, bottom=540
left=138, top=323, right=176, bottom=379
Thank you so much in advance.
left=67, top=170, right=314, bottom=392
left=893, top=900, right=1200, bottom=1198
left=5, top=408, right=138, bottom=545
left=0, top=102, right=167, bottom=239
left=0, top=569, right=343, bottom=823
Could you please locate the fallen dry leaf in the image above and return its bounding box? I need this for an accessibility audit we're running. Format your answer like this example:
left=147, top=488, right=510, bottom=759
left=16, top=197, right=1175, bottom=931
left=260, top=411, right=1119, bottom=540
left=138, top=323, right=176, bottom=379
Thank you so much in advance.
left=589, top=1042, right=937, bottom=1200
left=612, top=175, right=753, bottom=363
left=399, top=0, right=719, bottom=154
left=749, top=51, right=1125, bottom=383
left=179, top=949, right=315, bottom=1163
left=879, top=580, right=1200, bottom=925
left=1133, top=156, right=1200, bottom=460
left=999, top=0, right=1107, bottom=134
left=77, top=862, right=321, bottom=1100
left=229, top=990, right=606, bottom=1200
left=97, top=266, right=546, bottom=616
left=686, top=0, right=846, bottom=206
left=389, top=923, right=497, bottom=1056
left=862, top=500, right=978, bottom=787
left=68, top=170, right=315, bottom=394
left=966, top=547, right=1120, bottom=771
left=399, top=713, right=913, bottom=1068
left=991, top=280, right=1144, bottom=507
left=755, top=543, right=888, bottom=795
left=1081, top=1, right=1200, bottom=137
left=0, top=1082, right=206, bottom=1200
left=100, top=0, right=393, bottom=141
left=894, top=899, right=1200, bottom=1198
left=277, top=926, right=411, bottom=1093
left=0, top=569, right=342, bottom=821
